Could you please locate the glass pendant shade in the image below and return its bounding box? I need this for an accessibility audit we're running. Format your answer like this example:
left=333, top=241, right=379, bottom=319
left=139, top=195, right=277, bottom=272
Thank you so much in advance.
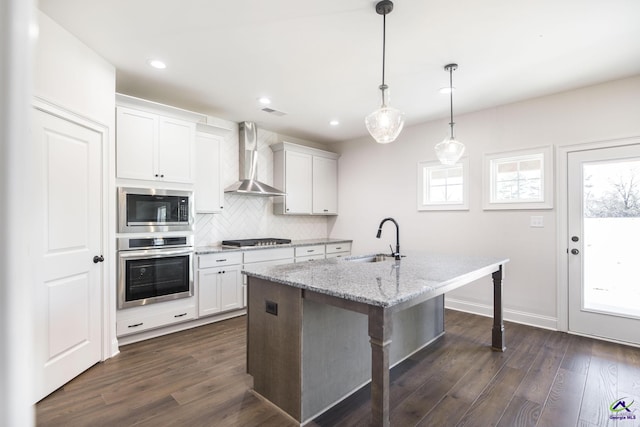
left=367, top=1, right=404, bottom=144
left=435, top=136, right=465, bottom=165
left=365, top=103, right=405, bottom=144
left=435, top=63, right=465, bottom=165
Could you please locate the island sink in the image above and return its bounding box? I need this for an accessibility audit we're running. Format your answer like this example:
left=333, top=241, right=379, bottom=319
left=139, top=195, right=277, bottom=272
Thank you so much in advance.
left=345, top=253, right=396, bottom=263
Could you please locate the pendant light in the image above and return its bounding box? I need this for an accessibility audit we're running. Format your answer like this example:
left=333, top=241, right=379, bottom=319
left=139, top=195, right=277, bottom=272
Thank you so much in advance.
left=435, top=63, right=465, bottom=165
left=365, top=0, right=405, bottom=144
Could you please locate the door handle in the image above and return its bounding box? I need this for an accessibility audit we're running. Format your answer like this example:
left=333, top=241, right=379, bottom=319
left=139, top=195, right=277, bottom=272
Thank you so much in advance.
left=571, top=249, right=579, bottom=255
left=93, top=255, right=105, bottom=263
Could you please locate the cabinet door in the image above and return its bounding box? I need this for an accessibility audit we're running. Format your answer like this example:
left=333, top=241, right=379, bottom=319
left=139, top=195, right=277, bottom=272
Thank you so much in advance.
left=157, top=116, right=195, bottom=183
left=195, top=132, right=224, bottom=213
left=312, top=156, right=338, bottom=214
left=198, top=269, right=221, bottom=317
left=285, top=150, right=312, bottom=214
left=116, top=107, right=156, bottom=180
left=219, top=265, right=243, bottom=312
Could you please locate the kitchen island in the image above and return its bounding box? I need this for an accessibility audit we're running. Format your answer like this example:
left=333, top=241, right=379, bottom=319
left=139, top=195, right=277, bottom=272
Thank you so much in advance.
left=243, top=252, right=509, bottom=426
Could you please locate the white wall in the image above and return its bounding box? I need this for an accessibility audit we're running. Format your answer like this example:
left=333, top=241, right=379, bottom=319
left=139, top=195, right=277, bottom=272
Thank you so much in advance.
left=1, top=0, right=36, bottom=425
left=34, top=13, right=115, bottom=125
left=329, top=75, right=640, bottom=329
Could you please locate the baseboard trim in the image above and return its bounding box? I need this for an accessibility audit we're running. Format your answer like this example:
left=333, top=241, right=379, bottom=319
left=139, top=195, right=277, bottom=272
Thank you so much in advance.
left=445, top=298, right=557, bottom=331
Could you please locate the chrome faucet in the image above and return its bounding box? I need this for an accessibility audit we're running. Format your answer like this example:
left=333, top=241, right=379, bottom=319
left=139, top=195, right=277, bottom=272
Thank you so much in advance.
left=376, top=217, right=401, bottom=260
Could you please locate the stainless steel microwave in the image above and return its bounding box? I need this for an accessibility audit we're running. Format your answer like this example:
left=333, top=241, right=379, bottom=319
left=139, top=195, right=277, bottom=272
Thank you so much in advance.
left=118, top=187, right=194, bottom=233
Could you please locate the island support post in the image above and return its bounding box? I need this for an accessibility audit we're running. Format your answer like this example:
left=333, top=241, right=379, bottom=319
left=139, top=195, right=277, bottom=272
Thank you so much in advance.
left=367, top=263, right=506, bottom=426
left=492, top=265, right=506, bottom=352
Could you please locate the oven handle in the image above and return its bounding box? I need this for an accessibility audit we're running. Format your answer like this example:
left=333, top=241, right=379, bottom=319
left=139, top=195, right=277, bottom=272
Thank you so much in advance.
left=118, top=247, right=194, bottom=259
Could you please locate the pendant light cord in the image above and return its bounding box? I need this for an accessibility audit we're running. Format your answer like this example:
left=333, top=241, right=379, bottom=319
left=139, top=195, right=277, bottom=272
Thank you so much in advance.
left=381, top=12, right=387, bottom=105
left=449, top=66, right=455, bottom=139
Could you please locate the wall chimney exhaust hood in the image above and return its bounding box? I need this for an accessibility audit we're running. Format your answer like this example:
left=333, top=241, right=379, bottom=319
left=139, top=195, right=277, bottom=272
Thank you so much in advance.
left=224, top=121, right=286, bottom=197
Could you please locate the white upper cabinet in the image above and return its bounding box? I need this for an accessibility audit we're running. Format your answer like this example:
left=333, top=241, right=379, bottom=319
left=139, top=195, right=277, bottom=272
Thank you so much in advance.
left=312, top=155, right=338, bottom=214
left=195, top=131, right=224, bottom=213
left=116, top=107, right=157, bottom=180
left=157, top=116, right=195, bottom=183
left=272, top=142, right=339, bottom=215
left=283, top=150, right=313, bottom=214
left=116, top=105, right=195, bottom=184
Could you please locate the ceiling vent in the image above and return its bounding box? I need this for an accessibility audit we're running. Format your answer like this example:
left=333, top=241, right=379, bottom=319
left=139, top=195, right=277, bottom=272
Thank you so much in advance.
left=261, top=107, right=287, bottom=117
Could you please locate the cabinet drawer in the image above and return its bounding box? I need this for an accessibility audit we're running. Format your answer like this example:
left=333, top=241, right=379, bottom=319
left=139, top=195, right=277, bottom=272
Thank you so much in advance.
left=295, top=245, right=325, bottom=257
left=326, top=252, right=348, bottom=259
left=295, top=254, right=326, bottom=262
left=117, top=304, right=196, bottom=336
left=326, top=242, right=351, bottom=254
left=243, top=247, right=295, bottom=264
left=199, top=252, right=242, bottom=268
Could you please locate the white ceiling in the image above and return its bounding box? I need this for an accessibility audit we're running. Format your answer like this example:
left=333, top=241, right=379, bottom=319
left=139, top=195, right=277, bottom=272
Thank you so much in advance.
left=39, top=0, right=640, bottom=144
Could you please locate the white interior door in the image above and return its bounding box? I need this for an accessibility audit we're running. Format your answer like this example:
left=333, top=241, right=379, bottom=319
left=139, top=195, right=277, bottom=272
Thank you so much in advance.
left=33, top=108, right=103, bottom=402
left=568, top=144, right=640, bottom=345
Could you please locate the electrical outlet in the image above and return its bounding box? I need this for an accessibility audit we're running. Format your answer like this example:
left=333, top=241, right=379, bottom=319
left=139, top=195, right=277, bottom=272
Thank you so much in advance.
left=530, top=216, right=544, bottom=228
left=265, top=300, right=278, bottom=316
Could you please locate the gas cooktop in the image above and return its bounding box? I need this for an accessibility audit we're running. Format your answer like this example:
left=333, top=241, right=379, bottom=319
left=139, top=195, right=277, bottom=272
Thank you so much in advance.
left=221, top=238, right=292, bottom=248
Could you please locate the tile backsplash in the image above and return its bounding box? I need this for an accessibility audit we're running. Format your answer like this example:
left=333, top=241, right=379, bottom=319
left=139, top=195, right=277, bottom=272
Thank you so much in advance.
left=194, top=124, right=330, bottom=247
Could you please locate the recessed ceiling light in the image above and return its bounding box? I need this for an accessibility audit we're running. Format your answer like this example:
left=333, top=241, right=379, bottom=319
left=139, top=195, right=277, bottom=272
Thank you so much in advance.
left=258, top=96, right=272, bottom=105
left=147, top=59, right=167, bottom=69
left=329, top=120, right=340, bottom=126
left=439, top=87, right=455, bottom=94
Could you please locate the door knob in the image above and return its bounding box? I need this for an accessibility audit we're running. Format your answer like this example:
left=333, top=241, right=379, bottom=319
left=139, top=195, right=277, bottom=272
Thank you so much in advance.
left=571, top=249, right=579, bottom=255
left=93, top=255, right=105, bottom=263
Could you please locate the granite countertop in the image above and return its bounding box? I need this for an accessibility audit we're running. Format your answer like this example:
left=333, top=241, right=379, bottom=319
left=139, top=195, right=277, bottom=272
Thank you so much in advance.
left=242, top=252, right=509, bottom=308
left=195, top=238, right=352, bottom=255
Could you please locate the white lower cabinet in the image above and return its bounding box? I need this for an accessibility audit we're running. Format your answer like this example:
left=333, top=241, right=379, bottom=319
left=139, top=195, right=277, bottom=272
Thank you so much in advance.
left=325, top=242, right=352, bottom=259
left=116, top=298, right=196, bottom=337
left=197, top=252, right=243, bottom=316
left=295, top=244, right=326, bottom=262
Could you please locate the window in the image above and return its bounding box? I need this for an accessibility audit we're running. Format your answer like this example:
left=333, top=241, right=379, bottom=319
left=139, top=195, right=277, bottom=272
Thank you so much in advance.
left=483, top=146, right=553, bottom=210
left=417, top=158, right=469, bottom=211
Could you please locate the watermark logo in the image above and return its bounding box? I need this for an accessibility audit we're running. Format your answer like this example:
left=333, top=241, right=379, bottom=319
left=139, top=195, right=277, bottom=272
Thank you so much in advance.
left=609, top=397, right=636, bottom=421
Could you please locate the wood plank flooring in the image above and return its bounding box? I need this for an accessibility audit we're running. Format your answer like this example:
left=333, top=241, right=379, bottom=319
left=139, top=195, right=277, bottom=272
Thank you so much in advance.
left=36, top=310, right=640, bottom=426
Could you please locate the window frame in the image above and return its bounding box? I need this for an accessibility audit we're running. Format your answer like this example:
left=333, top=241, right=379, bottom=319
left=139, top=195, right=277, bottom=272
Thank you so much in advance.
left=483, top=145, right=554, bottom=210
left=417, top=157, right=469, bottom=211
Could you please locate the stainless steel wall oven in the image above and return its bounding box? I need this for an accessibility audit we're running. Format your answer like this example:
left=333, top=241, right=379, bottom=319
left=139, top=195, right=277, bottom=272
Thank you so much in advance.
left=117, top=236, right=193, bottom=309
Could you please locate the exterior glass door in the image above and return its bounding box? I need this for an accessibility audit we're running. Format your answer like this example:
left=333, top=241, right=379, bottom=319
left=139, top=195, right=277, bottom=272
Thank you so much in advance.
left=568, top=144, right=640, bottom=345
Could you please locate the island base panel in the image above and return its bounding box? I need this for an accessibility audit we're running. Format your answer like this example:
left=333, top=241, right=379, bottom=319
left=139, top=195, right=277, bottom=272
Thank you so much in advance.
left=246, top=277, right=302, bottom=421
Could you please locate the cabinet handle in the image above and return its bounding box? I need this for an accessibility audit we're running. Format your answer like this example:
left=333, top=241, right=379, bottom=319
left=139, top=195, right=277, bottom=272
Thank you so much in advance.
left=154, top=174, right=159, bottom=177
left=307, top=249, right=314, bottom=253
left=128, top=322, right=143, bottom=328
left=160, top=174, right=164, bottom=178
left=335, top=247, right=342, bottom=250
left=323, top=209, right=329, bottom=212
left=174, top=313, right=187, bottom=318
left=216, top=259, right=227, bottom=262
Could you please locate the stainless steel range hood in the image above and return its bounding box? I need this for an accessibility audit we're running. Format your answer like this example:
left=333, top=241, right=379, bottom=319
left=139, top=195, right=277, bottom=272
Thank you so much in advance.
left=224, top=122, right=286, bottom=197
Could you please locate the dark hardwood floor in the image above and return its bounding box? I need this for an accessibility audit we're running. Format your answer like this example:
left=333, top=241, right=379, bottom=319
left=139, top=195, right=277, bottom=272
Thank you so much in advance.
left=36, top=310, right=640, bottom=426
